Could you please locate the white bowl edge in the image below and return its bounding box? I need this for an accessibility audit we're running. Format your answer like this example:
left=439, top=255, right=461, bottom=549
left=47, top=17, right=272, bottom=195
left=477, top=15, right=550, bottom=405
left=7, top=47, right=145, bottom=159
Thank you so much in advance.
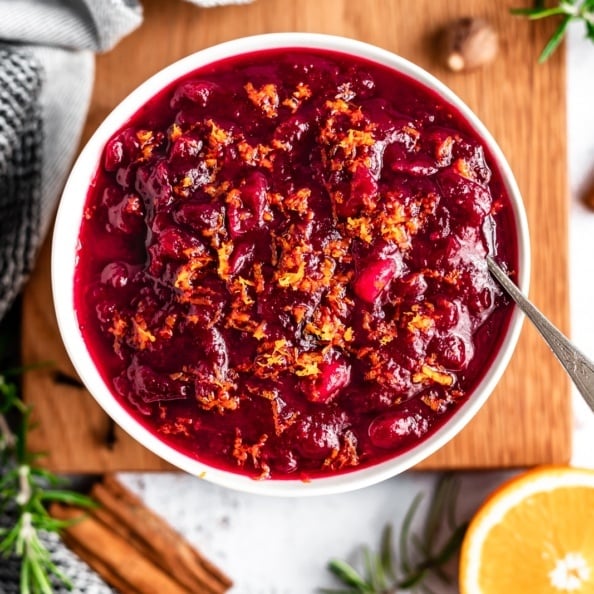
left=51, top=32, right=530, bottom=497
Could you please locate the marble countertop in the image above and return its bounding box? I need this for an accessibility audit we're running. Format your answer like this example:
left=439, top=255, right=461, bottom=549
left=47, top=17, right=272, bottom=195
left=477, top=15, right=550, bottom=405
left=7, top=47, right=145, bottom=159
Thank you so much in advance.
left=116, top=24, right=594, bottom=594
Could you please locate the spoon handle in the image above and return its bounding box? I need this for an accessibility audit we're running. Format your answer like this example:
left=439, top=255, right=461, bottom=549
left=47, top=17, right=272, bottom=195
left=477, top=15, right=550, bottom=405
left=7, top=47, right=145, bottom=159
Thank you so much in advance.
left=487, top=256, right=594, bottom=412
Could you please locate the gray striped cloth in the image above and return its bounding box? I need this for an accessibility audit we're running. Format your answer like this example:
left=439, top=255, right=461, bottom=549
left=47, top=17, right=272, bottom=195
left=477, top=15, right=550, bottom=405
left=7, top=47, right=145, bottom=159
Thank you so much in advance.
left=0, top=508, right=116, bottom=594
left=0, top=1, right=250, bottom=591
left=0, top=0, right=139, bottom=322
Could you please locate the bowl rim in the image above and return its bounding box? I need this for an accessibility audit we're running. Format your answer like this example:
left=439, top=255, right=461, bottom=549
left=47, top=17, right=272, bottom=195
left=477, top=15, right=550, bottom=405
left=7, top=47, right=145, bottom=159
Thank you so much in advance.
left=51, top=32, right=530, bottom=497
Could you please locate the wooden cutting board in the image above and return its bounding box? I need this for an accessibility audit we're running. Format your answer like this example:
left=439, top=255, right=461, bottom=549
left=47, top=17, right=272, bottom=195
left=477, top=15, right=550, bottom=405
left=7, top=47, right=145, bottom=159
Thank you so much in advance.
left=22, top=0, right=571, bottom=473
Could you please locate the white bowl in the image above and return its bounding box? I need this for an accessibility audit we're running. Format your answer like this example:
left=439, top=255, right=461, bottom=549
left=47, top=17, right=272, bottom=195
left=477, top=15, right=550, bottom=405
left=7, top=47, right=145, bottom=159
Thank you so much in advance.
left=52, top=32, right=530, bottom=496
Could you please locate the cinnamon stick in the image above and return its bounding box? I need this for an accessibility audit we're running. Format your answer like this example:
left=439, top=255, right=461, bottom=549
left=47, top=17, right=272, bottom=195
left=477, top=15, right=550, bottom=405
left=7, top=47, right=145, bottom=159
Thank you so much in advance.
left=51, top=475, right=232, bottom=594
left=51, top=503, right=190, bottom=594
left=91, top=475, right=232, bottom=593
left=60, top=533, right=139, bottom=594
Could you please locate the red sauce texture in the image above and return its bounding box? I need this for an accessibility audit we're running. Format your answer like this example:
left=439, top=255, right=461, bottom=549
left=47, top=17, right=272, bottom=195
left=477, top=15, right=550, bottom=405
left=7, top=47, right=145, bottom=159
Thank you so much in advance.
left=74, top=48, right=518, bottom=480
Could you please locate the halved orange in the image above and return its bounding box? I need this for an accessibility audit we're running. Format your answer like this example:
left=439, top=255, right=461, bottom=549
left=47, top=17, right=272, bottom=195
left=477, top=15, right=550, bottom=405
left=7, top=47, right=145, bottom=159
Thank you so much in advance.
left=459, top=466, right=594, bottom=594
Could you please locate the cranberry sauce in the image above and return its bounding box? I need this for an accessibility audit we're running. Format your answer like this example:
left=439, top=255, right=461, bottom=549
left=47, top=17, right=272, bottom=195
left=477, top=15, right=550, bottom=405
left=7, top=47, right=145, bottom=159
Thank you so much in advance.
left=75, top=48, right=518, bottom=480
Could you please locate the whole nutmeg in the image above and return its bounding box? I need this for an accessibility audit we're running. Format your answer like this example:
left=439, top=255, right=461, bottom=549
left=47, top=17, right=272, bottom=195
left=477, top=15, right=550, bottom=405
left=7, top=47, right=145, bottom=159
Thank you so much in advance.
left=439, top=17, right=499, bottom=72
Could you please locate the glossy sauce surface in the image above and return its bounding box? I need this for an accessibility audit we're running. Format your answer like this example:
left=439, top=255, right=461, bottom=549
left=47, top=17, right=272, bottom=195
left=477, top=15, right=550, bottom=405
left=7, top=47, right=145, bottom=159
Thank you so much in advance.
left=75, top=48, right=517, bottom=480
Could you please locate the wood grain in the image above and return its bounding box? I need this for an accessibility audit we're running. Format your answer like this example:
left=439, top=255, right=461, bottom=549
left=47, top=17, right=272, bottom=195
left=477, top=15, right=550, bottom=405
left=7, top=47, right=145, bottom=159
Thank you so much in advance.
left=22, top=0, right=571, bottom=472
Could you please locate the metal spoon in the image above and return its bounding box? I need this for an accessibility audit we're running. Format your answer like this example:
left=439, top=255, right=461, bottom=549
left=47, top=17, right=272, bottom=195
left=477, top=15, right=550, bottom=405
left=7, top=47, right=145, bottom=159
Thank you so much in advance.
left=487, top=256, right=594, bottom=412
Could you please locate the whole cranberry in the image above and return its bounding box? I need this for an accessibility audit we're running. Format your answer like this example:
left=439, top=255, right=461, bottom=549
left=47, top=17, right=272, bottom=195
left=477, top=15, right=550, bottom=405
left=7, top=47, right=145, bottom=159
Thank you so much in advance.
left=174, top=201, right=223, bottom=232
left=113, top=374, right=152, bottom=416
left=354, top=254, right=403, bottom=304
left=305, top=358, right=351, bottom=404
left=169, top=135, right=203, bottom=164
left=128, top=360, right=188, bottom=403
left=228, top=242, right=255, bottom=276
left=170, top=80, right=221, bottom=109
left=274, top=114, right=311, bottom=149
left=291, top=414, right=344, bottom=459
left=346, top=386, right=396, bottom=414
left=265, top=448, right=298, bottom=475
left=107, top=194, right=144, bottom=235
left=432, top=334, right=473, bottom=370
left=104, top=128, right=140, bottom=172
left=135, top=160, right=173, bottom=211
left=227, top=172, right=269, bottom=237
left=202, top=327, right=229, bottom=375
left=368, top=403, right=430, bottom=449
left=100, top=262, right=130, bottom=289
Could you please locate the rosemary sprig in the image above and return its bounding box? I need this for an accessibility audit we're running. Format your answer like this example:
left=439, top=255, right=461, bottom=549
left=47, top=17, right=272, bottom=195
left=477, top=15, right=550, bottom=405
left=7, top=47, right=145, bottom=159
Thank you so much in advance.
left=320, top=474, right=468, bottom=594
left=0, top=371, right=94, bottom=593
left=512, top=0, right=594, bottom=62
